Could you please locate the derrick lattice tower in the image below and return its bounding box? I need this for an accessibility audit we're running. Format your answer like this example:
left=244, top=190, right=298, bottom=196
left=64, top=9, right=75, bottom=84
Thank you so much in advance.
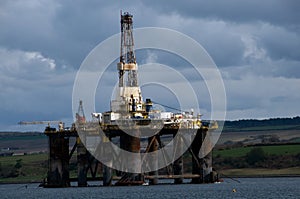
left=112, top=12, right=145, bottom=117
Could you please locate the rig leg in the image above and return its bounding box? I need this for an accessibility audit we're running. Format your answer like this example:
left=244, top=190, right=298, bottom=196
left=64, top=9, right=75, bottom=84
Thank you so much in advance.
left=77, top=137, right=88, bottom=187
left=173, top=134, right=183, bottom=184
left=148, top=136, right=159, bottom=185
left=117, top=130, right=143, bottom=185
left=103, top=164, right=112, bottom=186
left=202, top=130, right=214, bottom=183
left=191, top=129, right=204, bottom=183
left=190, top=128, right=214, bottom=183
left=47, top=134, right=70, bottom=187
left=102, top=136, right=113, bottom=186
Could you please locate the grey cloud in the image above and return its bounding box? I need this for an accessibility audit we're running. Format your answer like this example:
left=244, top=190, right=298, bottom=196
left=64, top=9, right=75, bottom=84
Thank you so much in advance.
left=0, top=47, right=75, bottom=130
left=257, top=23, right=300, bottom=61
left=0, top=0, right=150, bottom=70
left=140, top=1, right=300, bottom=67
left=223, top=75, right=300, bottom=119
left=1, top=0, right=298, bottom=70
left=0, top=48, right=57, bottom=80
left=142, top=0, right=300, bottom=28
left=222, top=58, right=300, bottom=80
left=0, top=0, right=300, bottom=130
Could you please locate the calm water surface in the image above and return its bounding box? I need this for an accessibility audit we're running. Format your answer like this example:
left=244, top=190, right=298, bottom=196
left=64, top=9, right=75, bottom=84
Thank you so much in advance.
left=1, top=177, right=299, bottom=199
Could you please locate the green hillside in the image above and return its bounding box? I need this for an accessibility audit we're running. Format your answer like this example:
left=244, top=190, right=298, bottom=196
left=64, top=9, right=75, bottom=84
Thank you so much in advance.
left=213, top=144, right=300, bottom=158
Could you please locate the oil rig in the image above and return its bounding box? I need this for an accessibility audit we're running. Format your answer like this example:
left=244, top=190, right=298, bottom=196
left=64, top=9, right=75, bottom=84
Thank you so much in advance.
left=40, top=12, right=219, bottom=187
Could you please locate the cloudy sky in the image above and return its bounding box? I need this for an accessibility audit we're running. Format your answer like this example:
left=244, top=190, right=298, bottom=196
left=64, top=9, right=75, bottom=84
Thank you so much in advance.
left=0, top=0, right=299, bottom=131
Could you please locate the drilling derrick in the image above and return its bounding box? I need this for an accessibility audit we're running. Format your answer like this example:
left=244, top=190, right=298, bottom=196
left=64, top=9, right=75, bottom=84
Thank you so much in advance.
left=120, top=12, right=137, bottom=87
left=112, top=12, right=143, bottom=118
left=111, top=12, right=144, bottom=185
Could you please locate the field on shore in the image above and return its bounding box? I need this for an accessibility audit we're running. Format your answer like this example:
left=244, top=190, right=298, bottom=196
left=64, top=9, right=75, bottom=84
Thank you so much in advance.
left=221, top=167, right=300, bottom=177
left=214, top=144, right=300, bottom=158
left=0, top=153, right=48, bottom=183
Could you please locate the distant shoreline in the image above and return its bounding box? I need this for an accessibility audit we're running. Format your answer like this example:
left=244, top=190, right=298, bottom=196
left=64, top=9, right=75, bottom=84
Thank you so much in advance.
left=222, top=174, right=300, bottom=178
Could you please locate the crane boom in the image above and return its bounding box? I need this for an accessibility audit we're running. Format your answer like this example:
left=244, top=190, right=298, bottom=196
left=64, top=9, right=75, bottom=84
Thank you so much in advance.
left=18, top=121, right=62, bottom=125
left=18, top=120, right=65, bottom=131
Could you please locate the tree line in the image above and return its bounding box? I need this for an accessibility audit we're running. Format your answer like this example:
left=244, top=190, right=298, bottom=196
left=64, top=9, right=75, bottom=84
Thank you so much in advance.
left=223, top=116, right=300, bottom=129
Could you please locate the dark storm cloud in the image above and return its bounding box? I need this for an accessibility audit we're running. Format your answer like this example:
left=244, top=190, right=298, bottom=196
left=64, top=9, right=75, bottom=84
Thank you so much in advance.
left=0, top=0, right=121, bottom=69
left=141, top=0, right=300, bottom=65
left=257, top=23, right=300, bottom=61
left=142, top=0, right=300, bottom=28
left=1, top=0, right=298, bottom=69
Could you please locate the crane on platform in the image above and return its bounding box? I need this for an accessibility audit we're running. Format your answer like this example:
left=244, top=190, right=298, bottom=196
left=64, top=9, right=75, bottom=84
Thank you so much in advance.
left=76, top=100, right=86, bottom=123
left=18, top=120, right=64, bottom=131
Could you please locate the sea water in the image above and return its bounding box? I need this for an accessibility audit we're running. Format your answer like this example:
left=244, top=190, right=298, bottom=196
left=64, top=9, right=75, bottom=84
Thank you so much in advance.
left=1, top=177, right=299, bottom=199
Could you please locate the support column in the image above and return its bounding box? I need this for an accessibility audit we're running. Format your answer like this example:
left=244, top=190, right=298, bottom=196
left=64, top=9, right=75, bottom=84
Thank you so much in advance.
left=148, top=135, right=159, bottom=185
left=202, top=130, right=213, bottom=183
left=103, top=164, right=112, bottom=186
left=190, top=129, right=203, bottom=183
left=102, top=135, right=112, bottom=186
left=202, top=150, right=213, bottom=183
left=116, top=128, right=142, bottom=185
left=190, top=128, right=214, bottom=183
left=47, top=133, right=70, bottom=187
left=173, top=133, right=183, bottom=184
left=77, top=137, right=88, bottom=187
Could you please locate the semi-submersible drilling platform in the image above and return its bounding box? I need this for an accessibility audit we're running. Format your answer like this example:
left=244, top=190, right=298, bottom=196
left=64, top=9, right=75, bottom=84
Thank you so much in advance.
left=41, top=12, right=219, bottom=187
